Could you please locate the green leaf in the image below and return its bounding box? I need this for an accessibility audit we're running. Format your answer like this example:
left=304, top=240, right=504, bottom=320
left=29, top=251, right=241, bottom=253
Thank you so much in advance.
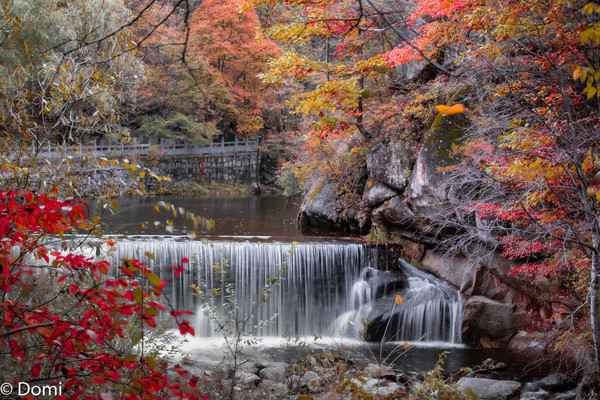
left=146, top=271, right=162, bottom=288
left=133, top=287, right=143, bottom=304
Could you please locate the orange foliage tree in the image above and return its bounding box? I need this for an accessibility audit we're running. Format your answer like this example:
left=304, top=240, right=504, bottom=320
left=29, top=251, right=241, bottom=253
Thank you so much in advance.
left=387, top=0, right=600, bottom=374
left=188, top=0, right=281, bottom=136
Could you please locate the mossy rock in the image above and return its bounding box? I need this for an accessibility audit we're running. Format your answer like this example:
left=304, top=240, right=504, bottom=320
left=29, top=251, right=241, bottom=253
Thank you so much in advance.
left=424, top=113, right=469, bottom=169
left=409, top=113, right=469, bottom=205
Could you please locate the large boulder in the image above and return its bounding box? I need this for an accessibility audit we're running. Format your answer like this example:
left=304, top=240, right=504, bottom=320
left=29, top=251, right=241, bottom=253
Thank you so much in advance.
left=372, top=197, right=416, bottom=228
left=463, top=296, right=515, bottom=345
left=367, top=141, right=414, bottom=192
left=507, top=331, right=550, bottom=357
left=419, top=252, right=476, bottom=292
left=420, top=251, right=534, bottom=319
left=457, top=377, right=521, bottom=400
left=299, top=178, right=368, bottom=234
left=409, top=113, right=469, bottom=208
left=363, top=182, right=398, bottom=208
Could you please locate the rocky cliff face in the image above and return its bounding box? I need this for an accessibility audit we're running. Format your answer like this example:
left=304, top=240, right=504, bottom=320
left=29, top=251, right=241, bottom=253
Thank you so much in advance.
left=298, top=113, right=555, bottom=351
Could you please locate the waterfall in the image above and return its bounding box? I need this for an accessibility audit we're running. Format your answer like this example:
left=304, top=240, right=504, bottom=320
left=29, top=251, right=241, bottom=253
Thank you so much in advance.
left=380, top=260, right=463, bottom=343
left=101, top=237, right=462, bottom=343
left=107, top=238, right=374, bottom=337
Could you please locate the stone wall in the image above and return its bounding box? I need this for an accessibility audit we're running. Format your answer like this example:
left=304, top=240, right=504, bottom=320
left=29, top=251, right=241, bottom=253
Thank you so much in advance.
left=146, top=153, right=258, bottom=183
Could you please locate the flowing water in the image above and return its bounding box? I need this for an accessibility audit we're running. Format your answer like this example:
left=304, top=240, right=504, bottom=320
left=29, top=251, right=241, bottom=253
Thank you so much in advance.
left=105, top=238, right=463, bottom=343
left=88, top=196, right=536, bottom=376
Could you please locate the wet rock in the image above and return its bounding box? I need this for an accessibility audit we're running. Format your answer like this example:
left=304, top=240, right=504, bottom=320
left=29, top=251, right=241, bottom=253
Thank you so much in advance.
left=364, top=364, right=396, bottom=380
left=364, top=182, right=398, bottom=208
left=301, top=371, right=321, bottom=393
left=249, top=182, right=261, bottom=195
left=463, top=296, right=515, bottom=344
left=367, top=141, right=413, bottom=192
left=364, top=268, right=461, bottom=343
left=457, top=377, right=521, bottom=400
left=259, top=365, right=287, bottom=382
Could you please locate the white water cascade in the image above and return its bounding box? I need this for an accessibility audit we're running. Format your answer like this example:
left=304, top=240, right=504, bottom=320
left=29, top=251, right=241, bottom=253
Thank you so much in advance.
left=104, top=237, right=463, bottom=343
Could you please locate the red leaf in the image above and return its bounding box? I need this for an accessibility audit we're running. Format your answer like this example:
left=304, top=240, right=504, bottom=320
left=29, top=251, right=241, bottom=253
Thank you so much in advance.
left=178, top=320, right=195, bottom=336
left=31, top=363, right=41, bottom=378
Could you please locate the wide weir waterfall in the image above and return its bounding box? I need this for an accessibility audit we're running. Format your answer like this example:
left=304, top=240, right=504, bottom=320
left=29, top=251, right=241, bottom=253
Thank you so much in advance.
left=105, top=237, right=463, bottom=343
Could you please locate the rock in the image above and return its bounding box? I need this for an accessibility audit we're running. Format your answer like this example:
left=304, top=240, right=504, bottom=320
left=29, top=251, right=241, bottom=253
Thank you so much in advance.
left=463, top=296, right=515, bottom=344
left=419, top=252, right=476, bottom=291
left=363, top=269, right=460, bottom=342
left=367, top=141, right=413, bottom=192
left=257, top=361, right=288, bottom=369
left=524, top=374, right=575, bottom=393
left=250, top=182, right=261, bottom=195
left=395, top=59, right=430, bottom=81
left=299, top=178, right=367, bottom=234
left=536, top=374, right=575, bottom=392
left=364, top=182, right=398, bottom=208
left=364, top=364, right=396, bottom=380
left=301, top=371, right=321, bottom=393
left=457, top=377, right=521, bottom=400
left=409, top=113, right=469, bottom=207
left=508, top=331, right=550, bottom=357
left=521, top=390, right=550, bottom=400
left=372, top=197, right=416, bottom=228
left=479, top=358, right=507, bottom=371
left=551, top=389, right=576, bottom=400
left=257, top=380, right=288, bottom=398
left=259, top=365, right=287, bottom=382
left=235, top=371, right=261, bottom=386
left=419, top=252, right=534, bottom=314
left=351, top=378, right=405, bottom=397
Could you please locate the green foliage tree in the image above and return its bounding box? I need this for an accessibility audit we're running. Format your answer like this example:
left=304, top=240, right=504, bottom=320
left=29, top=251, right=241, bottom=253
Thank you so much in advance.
left=0, top=0, right=141, bottom=144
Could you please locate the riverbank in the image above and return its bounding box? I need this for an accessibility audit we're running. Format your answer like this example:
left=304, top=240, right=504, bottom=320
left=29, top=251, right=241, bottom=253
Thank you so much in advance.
left=89, top=194, right=592, bottom=398
left=158, top=333, right=576, bottom=400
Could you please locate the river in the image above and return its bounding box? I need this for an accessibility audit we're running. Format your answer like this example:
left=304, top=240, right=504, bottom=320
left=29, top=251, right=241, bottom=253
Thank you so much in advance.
left=89, top=196, right=541, bottom=379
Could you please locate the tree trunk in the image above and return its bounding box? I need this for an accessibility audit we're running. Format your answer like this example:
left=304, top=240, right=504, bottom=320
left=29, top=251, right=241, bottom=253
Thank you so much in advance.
left=591, top=234, right=600, bottom=373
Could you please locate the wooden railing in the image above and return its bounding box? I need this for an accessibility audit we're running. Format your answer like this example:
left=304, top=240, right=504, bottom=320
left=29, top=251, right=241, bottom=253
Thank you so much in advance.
left=34, top=138, right=259, bottom=159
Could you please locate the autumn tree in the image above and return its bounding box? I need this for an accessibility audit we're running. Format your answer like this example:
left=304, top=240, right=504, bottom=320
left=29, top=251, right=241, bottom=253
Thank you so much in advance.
left=188, top=0, right=280, bottom=136
left=0, top=191, right=202, bottom=398
left=381, top=0, right=600, bottom=379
